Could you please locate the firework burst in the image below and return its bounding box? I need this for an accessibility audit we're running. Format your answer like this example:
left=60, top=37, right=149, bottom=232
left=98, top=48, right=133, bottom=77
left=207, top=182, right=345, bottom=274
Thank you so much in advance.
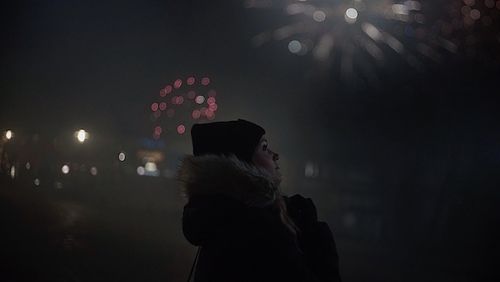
left=149, top=75, right=219, bottom=140
left=246, top=0, right=500, bottom=80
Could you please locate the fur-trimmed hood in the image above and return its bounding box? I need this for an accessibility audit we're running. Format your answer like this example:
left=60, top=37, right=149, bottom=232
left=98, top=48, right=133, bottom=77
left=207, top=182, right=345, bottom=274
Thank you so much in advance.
left=177, top=154, right=281, bottom=208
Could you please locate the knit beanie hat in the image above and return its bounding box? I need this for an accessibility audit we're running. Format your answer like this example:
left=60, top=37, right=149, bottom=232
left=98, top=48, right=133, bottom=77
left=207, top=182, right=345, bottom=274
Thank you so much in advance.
left=191, top=119, right=265, bottom=163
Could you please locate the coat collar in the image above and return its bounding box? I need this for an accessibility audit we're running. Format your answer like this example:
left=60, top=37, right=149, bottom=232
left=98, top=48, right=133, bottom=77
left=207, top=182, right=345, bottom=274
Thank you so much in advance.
left=177, top=154, right=280, bottom=208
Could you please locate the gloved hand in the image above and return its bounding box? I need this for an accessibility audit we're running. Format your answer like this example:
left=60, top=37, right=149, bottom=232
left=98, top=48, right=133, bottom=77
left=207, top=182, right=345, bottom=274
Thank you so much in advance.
left=283, top=194, right=318, bottom=232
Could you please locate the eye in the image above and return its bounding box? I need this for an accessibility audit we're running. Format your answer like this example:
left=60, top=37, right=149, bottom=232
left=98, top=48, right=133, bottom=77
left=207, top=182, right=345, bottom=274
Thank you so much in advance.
left=262, top=143, right=268, bottom=151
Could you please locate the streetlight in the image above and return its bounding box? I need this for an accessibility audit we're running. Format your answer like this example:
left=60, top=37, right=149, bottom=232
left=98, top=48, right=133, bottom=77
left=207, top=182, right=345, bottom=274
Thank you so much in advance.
left=5, top=130, right=13, bottom=140
left=75, top=129, right=88, bottom=143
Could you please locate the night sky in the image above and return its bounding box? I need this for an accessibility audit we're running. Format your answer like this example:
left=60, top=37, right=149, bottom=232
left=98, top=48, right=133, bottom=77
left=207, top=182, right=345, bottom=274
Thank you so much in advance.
left=1, top=0, right=500, bottom=281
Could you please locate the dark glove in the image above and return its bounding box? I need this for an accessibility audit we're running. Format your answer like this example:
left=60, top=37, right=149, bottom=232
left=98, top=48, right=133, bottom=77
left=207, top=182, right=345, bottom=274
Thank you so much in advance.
left=283, top=194, right=318, bottom=232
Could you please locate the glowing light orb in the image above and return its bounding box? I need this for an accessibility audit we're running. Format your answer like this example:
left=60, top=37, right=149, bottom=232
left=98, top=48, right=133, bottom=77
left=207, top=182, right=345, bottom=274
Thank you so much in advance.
left=195, top=95, right=205, bottom=104
left=34, top=178, right=40, bottom=186
left=177, top=124, right=186, bottom=135
left=118, top=152, right=126, bottom=162
left=137, top=166, right=145, bottom=175
left=313, top=10, right=326, bottom=22
left=90, top=166, right=98, bottom=176
left=5, top=130, right=13, bottom=140
left=345, top=8, right=358, bottom=23
left=187, top=77, right=195, bottom=85
left=174, top=79, right=182, bottom=89
left=151, top=102, right=159, bottom=112
left=62, top=165, right=70, bottom=174
left=76, top=130, right=88, bottom=143
left=201, top=77, right=210, bottom=86
left=192, top=110, right=201, bottom=119
left=288, top=40, right=302, bottom=54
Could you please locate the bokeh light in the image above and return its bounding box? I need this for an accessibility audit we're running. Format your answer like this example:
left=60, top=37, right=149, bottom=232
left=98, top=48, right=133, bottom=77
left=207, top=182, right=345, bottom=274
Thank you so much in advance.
left=76, top=130, right=88, bottom=143
left=118, top=152, right=126, bottom=162
left=5, top=130, right=13, bottom=140
left=90, top=166, right=98, bottom=176
left=195, top=95, right=205, bottom=104
left=151, top=102, right=159, bottom=112
left=201, top=77, right=210, bottom=86
left=192, top=110, right=201, bottom=119
left=159, top=102, right=167, bottom=111
left=187, top=76, right=195, bottom=85
left=345, top=8, right=358, bottom=24
left=173, top=79, right=182, bottom=89
left=177, top=124, right=186, bottom=135
left=34, top=178, right=40, bottom=186
left=62, top=164, right=70, bottom=174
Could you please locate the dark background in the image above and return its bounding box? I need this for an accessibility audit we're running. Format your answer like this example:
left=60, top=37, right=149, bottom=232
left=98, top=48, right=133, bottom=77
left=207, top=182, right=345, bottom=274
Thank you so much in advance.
left=1, top=0, right=499, bottom=281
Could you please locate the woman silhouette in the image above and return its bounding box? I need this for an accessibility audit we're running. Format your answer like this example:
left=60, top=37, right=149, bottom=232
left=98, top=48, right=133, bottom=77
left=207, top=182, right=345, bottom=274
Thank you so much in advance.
left=178, top=119, right=341, bottom=282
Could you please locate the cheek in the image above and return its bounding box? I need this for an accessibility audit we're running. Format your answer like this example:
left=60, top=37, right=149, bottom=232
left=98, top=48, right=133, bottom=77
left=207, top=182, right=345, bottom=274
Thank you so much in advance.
left=253, top=152, right=274, bottom=169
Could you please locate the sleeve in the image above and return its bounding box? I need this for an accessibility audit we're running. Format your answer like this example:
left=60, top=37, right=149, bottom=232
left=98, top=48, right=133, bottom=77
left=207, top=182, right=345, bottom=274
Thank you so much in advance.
left=284, top=194, right=342, bottom=282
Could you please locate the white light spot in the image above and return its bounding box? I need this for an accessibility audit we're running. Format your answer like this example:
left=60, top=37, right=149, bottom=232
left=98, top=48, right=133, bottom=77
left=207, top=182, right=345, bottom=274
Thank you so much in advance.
left=10, top=166, right=16, bottom=179
left=25, top=162, right=31, bottom=170
left=313, top=10, right=326, bottom=22
left=90, top=166, right=98, bottom=176
left=288, top=40, right=302, bottom=54
left=195, top=96, right=205, bottom=104
left=118, top=152, right=126, bottom=162
left=137, top=166, right=145, bottom=176
left=62, top=165, right=70, bottom=174
left=76, top=129, right=88, bottom=143
left=34, top=178, right=40, bottom=186
left=345, top=8, right=358, bottom=23
left=5, top=130, right=13, bottom=140
left=145, top=162, right=157, bottom=172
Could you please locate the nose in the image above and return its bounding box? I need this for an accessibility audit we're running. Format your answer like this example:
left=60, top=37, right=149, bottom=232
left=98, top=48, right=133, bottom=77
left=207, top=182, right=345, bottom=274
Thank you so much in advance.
left=273, top=152, right=279, bottom=161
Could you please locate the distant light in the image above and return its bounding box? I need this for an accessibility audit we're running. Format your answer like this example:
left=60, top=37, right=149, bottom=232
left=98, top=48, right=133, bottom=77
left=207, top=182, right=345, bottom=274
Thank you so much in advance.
left=90, top=166, right=98, bottom=176
left=159, top=88, right=167, bottom=97
left=154, top=126, right=162, bottom=135
left=151, top=102, right=159, bottom=112
left=177, top=124, right=186, bottom=135
left=305, top=161, right=319, bottom=178
left=165, top=85, right=173, bottom=94
left=55, top=182, right=63, bottom=189
left=485, top=0, right=495, bottom=8
left=137, top=166, right=145, bottom=176
left=195, top=96, right=205, bottom=104
left=345, top=8, right=358, bottom=23
left=313, top=10, right=326, bottom=22
left=187, top=76, right=195, bottom=85
left=206, top=110, right=215, bottom=120
left=145, top=161, right=157, bottom=172
left=76, top=129, right=88, bottom=143
left=25, top=162, right=31, bottom=170
left=187, top=91, right=196, bottom=99
left=207, top=97, right=216, bottom=105
left=208, top=103, right=218, bottom=111
left=173, top=79, right=182, bottom=89
left=159, top=102, right=167, bottom=111
left=201, top=77, right=210, bottom=86
left=62, top=165, right=70, bottom=174
left=10, top=166, right=15, bottom=179
left=470, top=9, right=481, bottom=20
left=176, top=96, right=184, bottom=105
left=5, top=130, right=13, bottom=140
left=118, top=152, right=126, bottom=162
left=463, top=0, right=475, bottom=6
left=34, top=178, right=40, bottom=186
left=288, top=40, right=302, bottom=54
left=192, top=110, right=201, bottom=119
left=200, top=107, right=207, bottom=117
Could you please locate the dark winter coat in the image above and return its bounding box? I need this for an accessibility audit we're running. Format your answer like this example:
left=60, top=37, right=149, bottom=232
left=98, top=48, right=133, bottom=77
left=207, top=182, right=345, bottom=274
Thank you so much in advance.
left=178, top=155, right=341, bottom=282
